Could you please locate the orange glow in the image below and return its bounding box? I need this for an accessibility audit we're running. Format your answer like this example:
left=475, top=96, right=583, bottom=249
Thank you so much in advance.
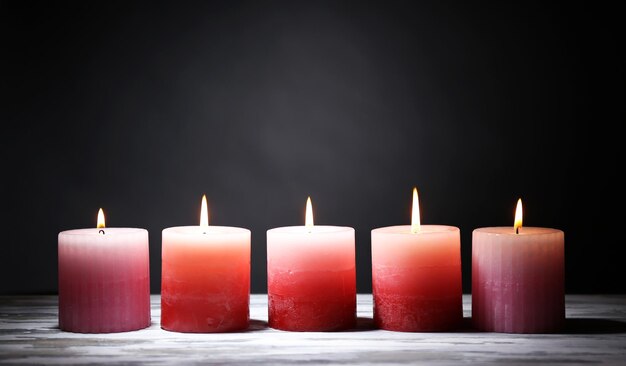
left=411, top=187, right=421, bottom=233
left=97, top=208, right=106, bottom=229
left=200, top=195, right=209, bottom=227
left=514, top=198, right=523, bottom=234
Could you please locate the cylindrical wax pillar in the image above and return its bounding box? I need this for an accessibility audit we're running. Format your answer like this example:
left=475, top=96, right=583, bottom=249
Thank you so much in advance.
left=472, top=227, right=565, bottom=333
left=58, top=228, right=151, bottom=333
left=267, top=226, right=356, bottom=331
left=161, top=226, right=250, bottom=333
left=371, top=225, right=463, bottom=331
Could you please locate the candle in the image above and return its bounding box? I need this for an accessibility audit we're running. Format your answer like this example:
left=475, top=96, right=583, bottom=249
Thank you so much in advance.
left=267, top=197, right=356, bottom=331
left=371, top=188, right=462, bottom=331
left=58, top=209, right=151, bottom=333
left=161, top=195, right=250, bottom=333
left=472, top=198, right=565, bottom=333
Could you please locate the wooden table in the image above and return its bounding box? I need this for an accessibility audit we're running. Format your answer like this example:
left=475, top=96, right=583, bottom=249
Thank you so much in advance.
left=1, top=294, right=626, bottom=365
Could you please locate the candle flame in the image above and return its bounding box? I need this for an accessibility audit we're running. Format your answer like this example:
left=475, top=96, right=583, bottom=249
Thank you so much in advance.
left=514, top=198, right=523, bottom=234
left=97, top=208, right=106, bottom=229
left=200, top=194, right=209, bottom=227
left=305, top=196, right=314, bottom=228
left=411, top=187, right=421, bottom=233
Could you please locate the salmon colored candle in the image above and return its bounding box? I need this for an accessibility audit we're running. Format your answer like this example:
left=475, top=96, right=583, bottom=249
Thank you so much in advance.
left=58, top=209, right=151, bottom=333
left=472, top=199, right=565, bottom=333
left=371, top=188, right=462, bottom=332
left=267, top=197, right=356, bottom=331
left=161, top=195, right=250, bottom=333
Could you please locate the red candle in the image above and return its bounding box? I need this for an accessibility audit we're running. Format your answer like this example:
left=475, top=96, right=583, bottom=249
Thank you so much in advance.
left=472, top=199, right=565, bottom=333
left=161, top=195, right=250, bottom=333
left=267, top=197, right=356, bottom=331
left=58, top=209, right=151, bottom=333
left=371, top=188, right=463, bottom=331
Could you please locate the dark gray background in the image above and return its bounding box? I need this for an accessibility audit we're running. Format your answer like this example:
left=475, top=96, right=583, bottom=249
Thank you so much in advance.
left=2, top=1, right=624, bottom=295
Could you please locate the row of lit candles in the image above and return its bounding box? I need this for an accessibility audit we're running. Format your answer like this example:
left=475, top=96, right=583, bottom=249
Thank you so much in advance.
left=58, top=188, right=564, bottom=334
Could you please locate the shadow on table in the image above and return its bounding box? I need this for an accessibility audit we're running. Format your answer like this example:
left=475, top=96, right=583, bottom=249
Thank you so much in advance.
left=348, top=317, right=478, bottom=333
left=50, top=321, right=272, bottom=334
left=245, top=319, right=269, bottom=332
left=244, top=318, right=378, bottom=332
left=141, top=317, right=626, bottom=334
left=351, top=316, right=376, bottom=331
left=460, top=317, right=626, bottom=334
left=562, top=318, right=626, bottom=334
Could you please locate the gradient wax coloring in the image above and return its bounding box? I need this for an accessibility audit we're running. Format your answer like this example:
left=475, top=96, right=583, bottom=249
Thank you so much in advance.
left=472, top=227, right=565, bottom=333
left=371, top=225, right=463, bottom=331
left=161, top=226, right=250, bottom=333
left=267, top=225, right=356, bottom=331
left=58, top=228, right=151, bottom=333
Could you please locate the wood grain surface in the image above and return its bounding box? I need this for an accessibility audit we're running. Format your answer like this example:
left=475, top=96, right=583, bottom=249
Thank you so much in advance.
left=1, top=294, right=626, bottom=365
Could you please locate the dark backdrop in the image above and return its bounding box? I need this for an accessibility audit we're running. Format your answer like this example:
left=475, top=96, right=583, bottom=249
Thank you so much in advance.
left=2, top=1, right=624, bottom=295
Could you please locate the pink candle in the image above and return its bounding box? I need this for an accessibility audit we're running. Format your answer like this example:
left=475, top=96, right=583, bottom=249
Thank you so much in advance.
left=472, top=199, right=565, bottom=333
left=267, top=197, right=356, bottom=331
left=58, top=209, right=151, bottom=333
left=371, top=188, right=462, bottom=331
left=161, top=195, right=250, bottom=333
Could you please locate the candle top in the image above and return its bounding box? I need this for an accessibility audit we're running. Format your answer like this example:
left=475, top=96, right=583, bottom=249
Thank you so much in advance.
left=59, top=228, right=146, bottom=236
left=372, top=225, right=459, bottom=235
left=163, top=225, right=250, bottom=235
left=474, top=226, right=563, bottom=236
left=268, top=225, right=354, bottom=235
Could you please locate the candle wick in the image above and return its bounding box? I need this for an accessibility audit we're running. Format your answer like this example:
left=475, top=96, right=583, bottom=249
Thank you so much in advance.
left=515, top=227, right=519, bottom=235
left=99, top=230, right=105, bottom=235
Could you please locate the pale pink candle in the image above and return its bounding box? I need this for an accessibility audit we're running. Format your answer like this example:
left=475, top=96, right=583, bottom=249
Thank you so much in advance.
left=472, top=199, right=565, bottom=333
left=58, top=209, right=151, bottom=333
left=372, top=188, right=462, bottom=331
left=267, top=197, right=356, bottom=331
